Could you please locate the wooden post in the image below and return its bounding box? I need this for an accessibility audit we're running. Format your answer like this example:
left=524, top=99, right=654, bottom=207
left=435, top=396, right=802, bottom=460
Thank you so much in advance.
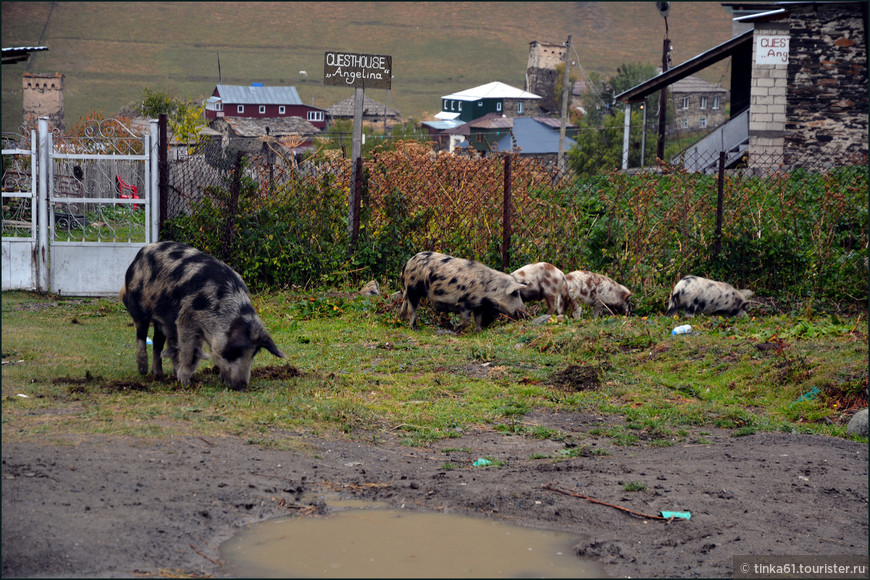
left=348, top=87, right=364, bottom=245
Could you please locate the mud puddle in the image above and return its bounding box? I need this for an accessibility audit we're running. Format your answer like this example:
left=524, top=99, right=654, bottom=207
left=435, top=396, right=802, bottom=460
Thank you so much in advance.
left=220, top=501, right=603, bottom=578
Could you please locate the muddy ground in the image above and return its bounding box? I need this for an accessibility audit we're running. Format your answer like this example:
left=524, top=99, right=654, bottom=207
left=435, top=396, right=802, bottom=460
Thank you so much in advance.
left=2, top=408, right=867, bottom=578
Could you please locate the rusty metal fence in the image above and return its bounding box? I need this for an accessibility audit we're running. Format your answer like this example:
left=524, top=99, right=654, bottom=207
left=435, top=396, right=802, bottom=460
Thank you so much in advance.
left=160, top=134, right=868, bottom=313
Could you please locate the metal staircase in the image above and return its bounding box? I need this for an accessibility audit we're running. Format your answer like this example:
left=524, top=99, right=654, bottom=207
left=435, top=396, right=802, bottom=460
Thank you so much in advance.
left=671, top=108, right=749, bottom=173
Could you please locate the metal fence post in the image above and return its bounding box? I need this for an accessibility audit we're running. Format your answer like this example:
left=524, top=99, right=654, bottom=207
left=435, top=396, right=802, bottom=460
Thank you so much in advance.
left=158, top=114, right=168, bottom=237
left=713, top=150, right=725, bottom=260
left=222, top=150, right=243, bottom=263
left=149, top=119, right=159, bottom=243
left=37, top=117, right=50, bottom=292
left=502, top=155, right=512, bottom=271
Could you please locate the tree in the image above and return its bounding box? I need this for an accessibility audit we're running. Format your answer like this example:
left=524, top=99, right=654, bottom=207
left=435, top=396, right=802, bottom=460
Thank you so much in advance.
left=568, top=108, right=655, bottom=176
left=138, top=87, right=206, bottom=151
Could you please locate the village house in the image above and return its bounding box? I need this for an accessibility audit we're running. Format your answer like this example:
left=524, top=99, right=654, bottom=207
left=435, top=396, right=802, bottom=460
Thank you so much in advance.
left=435, top=81, right=543, bottom=123
left=204, top=83, right=328, bottom=130
left=671, top=74, right=730, bottom=132
left=209, top=115, right=321, bottom=158
left=326, top=94, right=402, bottom=129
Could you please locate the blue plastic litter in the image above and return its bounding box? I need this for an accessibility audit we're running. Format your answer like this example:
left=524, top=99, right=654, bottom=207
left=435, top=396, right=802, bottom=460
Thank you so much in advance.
left=791, top=387, right=820, bottom=406
left=473, top=458, right=492, bottom=467
left=660, top=511, right=691, bottom=520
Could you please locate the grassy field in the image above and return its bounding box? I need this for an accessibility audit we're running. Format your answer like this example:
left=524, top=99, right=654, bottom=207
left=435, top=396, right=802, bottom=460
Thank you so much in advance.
left=2, top=2, right=735, bottom=131
left=2, top=289, right=866, bottom=449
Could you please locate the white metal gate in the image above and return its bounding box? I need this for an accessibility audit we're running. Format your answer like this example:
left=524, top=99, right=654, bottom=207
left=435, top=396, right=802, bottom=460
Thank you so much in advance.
left=1, top=129, right=38, bottom=290
left=1, top=117, right=160, bottom=296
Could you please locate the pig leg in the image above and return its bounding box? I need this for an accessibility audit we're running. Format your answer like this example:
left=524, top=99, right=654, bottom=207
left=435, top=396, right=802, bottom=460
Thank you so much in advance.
left=151, top=323, right=166, bottom=377
left=402, top=291, right=422, bottom=330
left=134, top=319, right=150, bottom=375
left=173, top=327, right=206, bottom=386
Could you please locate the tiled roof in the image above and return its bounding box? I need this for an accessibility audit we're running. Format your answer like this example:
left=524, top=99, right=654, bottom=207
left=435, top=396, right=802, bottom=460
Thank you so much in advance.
left=671, top=75, right=728, bottom=94
left=213, top=116, right=320, bottom=137
left=327, top=95, right=401, bottom=118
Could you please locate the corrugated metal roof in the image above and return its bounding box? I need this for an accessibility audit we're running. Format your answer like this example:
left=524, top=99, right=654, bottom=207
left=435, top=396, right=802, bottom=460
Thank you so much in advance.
left=443, top=81, right=541, bottom=101
left=495, top=117, right=576, bottom=154
left=434, top=111, right=461, bottom=120
left=215, top=84, right=303, bottom=106
left=422, top=119, right=466, bottom=130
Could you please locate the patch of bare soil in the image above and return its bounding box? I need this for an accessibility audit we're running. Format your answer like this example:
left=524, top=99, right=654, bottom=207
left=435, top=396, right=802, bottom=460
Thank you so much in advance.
left=2, top=412, right=867, bottom=578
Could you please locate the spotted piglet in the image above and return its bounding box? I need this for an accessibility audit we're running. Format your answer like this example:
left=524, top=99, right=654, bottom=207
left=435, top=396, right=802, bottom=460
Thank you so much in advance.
left=666, top=275, right=753, bottom=317
left=510, top=262, right=573, bottom=316
left=564, top=270, right=632, bottom=318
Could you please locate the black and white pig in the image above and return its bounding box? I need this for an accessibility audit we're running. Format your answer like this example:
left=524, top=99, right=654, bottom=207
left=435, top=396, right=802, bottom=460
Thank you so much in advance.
left=399, top=251, right=529, bottom=331
left=120, top=241, right=286, bottom=389
left=510, top=262, right=572, bottom=316
left=666, top=275, right=754, bottom=317
left=564, top=270, right=632, bottom=318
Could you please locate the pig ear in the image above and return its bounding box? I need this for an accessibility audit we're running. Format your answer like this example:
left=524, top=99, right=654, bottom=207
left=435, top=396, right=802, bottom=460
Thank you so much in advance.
left=260, top=333, right=287, bottom=359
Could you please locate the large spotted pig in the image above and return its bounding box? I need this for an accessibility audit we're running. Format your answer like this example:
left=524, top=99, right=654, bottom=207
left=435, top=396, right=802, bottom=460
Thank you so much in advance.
left=666, top=275, right=753, bottom=317
left=510, top=262, right=572, bottom=315
left=120, top=241, right=286, bottom=389
left=400, top=251, right=529, bottom=331
left=564, top=270, right=632, bottom=318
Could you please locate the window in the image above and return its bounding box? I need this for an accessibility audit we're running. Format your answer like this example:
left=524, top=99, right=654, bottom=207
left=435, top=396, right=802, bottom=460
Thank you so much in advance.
left=307, top=111, right=324, bottom=122
left=215, top=102, right=223, bottom=111
left=680, top=97, right=689, bottom=110
left=517, top=101, right=524, bottom=115
left=699, top=118, right=707, bottom=129
left=443, top=99, right=448, bottom=111
left=496, top=102, right=502, bottom=112
left=478, top=101, right=483, bottom=107
left=259, top=105, right=266, bottom=114
left=700, top=97, right=708, bottom=110
left=279, top=106, right=286, bottom=114
left=458, top=102, right=462, bottom=111
left=713, top=97, right=720, bottom=110
left=237, top=105, right=245, bottom=114
left=476, top=133, right=483, bottom=143
left=681, top=119, right=689, bottom=129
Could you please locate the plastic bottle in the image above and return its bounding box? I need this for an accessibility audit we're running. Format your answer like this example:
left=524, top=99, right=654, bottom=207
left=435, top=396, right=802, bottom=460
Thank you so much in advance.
left=671, top=324, right=692, bottom=335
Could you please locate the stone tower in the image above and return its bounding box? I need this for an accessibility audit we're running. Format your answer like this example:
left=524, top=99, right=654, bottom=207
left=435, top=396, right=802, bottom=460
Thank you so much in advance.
left=526, top=41, right=566, bottom=114
left=22, top=72, right=65, bottom=132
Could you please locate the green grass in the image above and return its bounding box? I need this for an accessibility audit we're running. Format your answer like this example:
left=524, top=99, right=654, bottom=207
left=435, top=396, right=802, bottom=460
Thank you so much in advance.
left=2, top=2, right=735, bottom=131
left=2, top=289, right=867, bottom=448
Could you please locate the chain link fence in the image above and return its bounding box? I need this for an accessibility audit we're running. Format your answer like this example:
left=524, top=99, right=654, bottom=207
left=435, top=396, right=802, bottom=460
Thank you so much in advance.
left=161, top=133, right=868, bottom=314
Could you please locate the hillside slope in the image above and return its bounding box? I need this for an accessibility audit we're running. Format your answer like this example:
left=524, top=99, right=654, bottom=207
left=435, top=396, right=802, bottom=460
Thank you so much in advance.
left=1, top=2, right=734, bottom=131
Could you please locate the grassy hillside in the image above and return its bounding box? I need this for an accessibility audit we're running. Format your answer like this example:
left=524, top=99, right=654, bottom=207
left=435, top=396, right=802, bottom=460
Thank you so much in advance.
left=2, top=2, right=734, bottom=132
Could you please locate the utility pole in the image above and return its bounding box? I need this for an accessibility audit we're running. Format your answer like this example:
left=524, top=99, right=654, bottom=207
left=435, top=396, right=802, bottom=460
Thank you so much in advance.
left=557, top=35, right=572, bottom=171
left=656, top=2, right=671, bottom=163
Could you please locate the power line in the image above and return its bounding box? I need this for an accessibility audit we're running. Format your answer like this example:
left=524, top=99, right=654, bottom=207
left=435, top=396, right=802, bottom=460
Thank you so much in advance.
left=27, top=2, right=54, bottom=73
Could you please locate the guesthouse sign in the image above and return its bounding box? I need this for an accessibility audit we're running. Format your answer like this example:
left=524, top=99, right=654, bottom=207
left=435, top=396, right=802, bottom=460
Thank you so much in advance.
left=323, top=51, right=392, bottom=89
left=755, top=35, right=789, bottom=65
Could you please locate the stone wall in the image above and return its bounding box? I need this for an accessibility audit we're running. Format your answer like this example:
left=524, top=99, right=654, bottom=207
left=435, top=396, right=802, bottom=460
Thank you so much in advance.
left=785, top=3, right=868, bottom=163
